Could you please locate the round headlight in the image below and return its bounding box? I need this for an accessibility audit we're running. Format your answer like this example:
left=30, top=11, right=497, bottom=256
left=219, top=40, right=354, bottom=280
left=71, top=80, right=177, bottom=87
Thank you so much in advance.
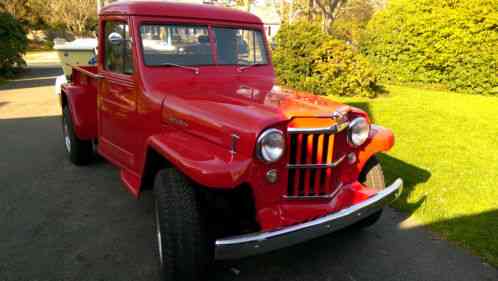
left=256, top=129, right=285, bottom=163
left=348, top=117, right=370, bottom=147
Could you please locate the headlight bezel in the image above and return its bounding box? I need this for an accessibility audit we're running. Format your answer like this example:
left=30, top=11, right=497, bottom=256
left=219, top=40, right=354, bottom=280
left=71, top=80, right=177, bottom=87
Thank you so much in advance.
left=256, top=128, right=285, bottom=163
left=347, top=117, right=370, bottom=147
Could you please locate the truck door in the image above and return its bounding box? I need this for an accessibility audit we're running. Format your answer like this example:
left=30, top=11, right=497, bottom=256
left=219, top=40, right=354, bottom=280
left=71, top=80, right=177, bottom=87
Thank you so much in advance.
left=98, top=18, right=138, bottom=169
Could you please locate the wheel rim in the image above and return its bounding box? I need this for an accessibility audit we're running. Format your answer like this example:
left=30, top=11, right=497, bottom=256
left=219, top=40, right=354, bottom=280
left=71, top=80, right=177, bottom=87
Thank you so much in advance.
left=63, top=116, right=71, bottom=153
left=155, top=200, right=164, bottom=265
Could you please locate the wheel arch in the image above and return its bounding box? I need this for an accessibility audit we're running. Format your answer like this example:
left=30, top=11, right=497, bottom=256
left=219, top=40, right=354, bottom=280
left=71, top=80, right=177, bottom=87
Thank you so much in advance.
left=60, top=84, right=98, bottom=140
left=140, top=146, right=173, bottom=190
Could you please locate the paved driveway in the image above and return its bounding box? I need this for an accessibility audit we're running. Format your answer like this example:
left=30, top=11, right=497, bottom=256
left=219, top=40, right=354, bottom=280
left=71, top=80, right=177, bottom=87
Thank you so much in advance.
left=0, top=62, right=496, bottom=281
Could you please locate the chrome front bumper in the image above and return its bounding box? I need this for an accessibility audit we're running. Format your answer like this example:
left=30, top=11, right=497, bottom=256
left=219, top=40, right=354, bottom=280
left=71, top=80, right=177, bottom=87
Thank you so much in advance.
left=215, top=178, right=403, bottom=260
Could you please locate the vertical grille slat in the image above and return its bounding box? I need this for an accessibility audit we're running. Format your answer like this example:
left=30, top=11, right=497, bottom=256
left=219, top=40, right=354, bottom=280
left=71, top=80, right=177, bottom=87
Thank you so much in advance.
left=287, top=122, right=343, bottom=199
left=293, top=134, right=304, bottom=196
left=324, top=134, right=335, bottom=194
left=288, top=134, right=297, bottom=196
left=303, top=134, right=314, bottom=196
left=313, top=134, right=324, bottom=195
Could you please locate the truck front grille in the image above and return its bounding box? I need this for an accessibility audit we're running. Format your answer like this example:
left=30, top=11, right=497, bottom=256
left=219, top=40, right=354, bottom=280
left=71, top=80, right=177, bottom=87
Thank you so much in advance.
left=286, top=121, right=348, bottom=199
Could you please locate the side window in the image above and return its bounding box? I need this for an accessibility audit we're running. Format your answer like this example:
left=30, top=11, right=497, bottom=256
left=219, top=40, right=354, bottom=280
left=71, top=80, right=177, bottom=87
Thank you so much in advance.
left=104, top=21, right=134, bottom=74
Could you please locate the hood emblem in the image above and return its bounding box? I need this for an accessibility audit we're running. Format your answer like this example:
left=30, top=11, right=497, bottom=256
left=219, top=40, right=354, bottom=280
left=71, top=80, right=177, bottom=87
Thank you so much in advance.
left=332, top=111, right=349, bottom=131
left=332, top=111, right=344, bottom=120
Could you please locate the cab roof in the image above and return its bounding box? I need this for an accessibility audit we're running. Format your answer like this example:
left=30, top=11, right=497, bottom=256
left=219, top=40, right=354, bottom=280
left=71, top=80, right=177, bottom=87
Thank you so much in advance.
left=100, top=1, right=263, bottom=24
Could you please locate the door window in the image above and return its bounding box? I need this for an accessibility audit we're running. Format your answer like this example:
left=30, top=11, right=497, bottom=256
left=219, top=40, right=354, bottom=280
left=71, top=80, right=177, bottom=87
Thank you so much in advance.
left=104, top=21, right=134, bottom=74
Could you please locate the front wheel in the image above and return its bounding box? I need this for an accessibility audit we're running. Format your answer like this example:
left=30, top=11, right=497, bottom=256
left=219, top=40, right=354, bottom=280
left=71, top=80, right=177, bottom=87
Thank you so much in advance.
left=154, top=169, right=213, bottom=281
left=353, top=156, right=385, bottom=228
left=62, top=106, right=93, bottom=165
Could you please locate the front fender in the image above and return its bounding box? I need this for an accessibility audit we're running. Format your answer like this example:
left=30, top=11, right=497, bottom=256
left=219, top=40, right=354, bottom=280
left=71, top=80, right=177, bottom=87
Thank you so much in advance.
left=147, top=131, right=252, bottom=188
left=357, top=124, right=395, bottom=172
left=61, top=84, right=97, bottom=140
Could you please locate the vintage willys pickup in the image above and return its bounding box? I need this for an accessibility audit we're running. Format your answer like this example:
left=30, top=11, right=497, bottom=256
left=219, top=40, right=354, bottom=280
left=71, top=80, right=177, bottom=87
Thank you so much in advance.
left=60, top=1, right=403, bottom=280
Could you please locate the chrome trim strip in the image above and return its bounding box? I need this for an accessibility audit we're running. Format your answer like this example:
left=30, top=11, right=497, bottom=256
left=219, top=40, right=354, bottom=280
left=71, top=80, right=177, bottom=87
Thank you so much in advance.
left=229, top=134, right=240, bottom=155
left=214, top=178, right=403, bottom=260
left=287, top=154, right=346, bottom=169
left=288, top=122, right=349, bottom=134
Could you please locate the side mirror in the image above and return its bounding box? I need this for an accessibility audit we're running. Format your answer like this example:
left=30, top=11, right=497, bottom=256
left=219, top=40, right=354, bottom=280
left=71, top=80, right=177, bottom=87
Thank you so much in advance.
left=108, top=32, right=123, bottom=45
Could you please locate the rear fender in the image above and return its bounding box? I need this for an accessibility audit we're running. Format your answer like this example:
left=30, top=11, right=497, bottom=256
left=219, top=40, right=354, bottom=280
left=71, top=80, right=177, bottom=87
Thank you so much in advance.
left=146, top=131, right=252, bottom=189
left=61, top=84, right=98, bottom=140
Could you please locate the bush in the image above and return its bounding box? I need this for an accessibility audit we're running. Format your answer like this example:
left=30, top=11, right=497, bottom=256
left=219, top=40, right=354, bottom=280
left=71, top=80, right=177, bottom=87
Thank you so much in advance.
left=272, top=21, right=326, bottom=89
left=0, top=12, right=28, bottom=77
left=304, top=39, right=381, bottom=98
left=273, top=21, right=382, bottom=97
left=363, top=0, right=498, bottom=95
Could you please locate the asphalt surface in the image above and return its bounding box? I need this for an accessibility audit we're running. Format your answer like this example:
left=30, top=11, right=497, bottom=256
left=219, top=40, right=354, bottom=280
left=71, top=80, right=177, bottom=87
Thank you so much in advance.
left=0, top=63, right=496, bottom=281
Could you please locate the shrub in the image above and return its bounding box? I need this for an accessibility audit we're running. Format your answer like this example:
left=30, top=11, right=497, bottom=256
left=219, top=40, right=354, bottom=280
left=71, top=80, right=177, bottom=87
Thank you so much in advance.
left=304, top=39, right=380, bottom=98
left=0, top=12, right=28, bottom=77
left=273, top=20, right=382, bottom=97
left=363, top=0, right=498, bottom=95
left=272, top=21, right=327, bottom=89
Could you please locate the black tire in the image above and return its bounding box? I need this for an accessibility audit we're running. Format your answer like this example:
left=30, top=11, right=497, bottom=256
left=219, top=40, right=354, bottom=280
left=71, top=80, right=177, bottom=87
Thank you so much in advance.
left=62, top=106, right=93, bottom=165
left=154, top=169, right=213, bottom=281
left=354, top=156, right=385, bottom=228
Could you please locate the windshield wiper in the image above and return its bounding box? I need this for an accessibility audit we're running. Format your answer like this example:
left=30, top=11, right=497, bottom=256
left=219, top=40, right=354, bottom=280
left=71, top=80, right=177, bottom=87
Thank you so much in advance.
left=237, top=63, right=262, bottom=72
left=157, top=63, right=199, bottom=75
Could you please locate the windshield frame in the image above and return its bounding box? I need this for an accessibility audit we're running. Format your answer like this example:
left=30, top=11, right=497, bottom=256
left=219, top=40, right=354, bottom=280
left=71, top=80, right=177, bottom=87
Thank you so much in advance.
left=137, top=21, right=271, bottom=68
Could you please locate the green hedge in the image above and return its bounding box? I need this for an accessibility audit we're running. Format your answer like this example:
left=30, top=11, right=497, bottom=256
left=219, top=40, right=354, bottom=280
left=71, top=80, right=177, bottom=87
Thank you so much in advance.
left=362, top=0, right=498, bottom=95
left=273, top=21, right=382, bottom=98
left=0, top=12, right=27, bottom=77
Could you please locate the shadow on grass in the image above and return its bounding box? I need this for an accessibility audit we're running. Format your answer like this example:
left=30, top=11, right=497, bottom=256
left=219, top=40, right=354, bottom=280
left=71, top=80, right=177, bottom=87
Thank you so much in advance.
left=378, top=153, right=431, bottom=214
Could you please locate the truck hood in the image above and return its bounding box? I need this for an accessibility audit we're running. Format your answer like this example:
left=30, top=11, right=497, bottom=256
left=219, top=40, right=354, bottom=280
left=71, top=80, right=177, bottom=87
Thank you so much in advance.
left=159, top=76, right=354, bottom=156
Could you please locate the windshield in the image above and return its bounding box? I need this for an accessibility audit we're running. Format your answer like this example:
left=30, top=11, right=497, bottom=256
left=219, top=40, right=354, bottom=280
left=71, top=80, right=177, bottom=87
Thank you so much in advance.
left=140, top=24, right=212, bottom=66
left=213, top=27, right=268, bottom=65
left=139, top=24, right=268, bottom=67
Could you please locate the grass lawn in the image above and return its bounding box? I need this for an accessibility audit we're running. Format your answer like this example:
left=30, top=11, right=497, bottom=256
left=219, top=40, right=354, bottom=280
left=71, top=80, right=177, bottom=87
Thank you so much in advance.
left=335, top=85, right=498, bottom=266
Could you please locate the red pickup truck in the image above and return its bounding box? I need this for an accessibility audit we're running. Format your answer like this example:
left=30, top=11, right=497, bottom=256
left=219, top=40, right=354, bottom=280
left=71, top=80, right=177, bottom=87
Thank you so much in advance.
left=60, top=1, right=403, bottom=280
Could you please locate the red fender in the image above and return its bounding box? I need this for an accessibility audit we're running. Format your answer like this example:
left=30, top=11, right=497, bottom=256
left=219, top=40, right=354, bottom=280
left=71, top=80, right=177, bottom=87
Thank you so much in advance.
left=61, top=84, right=98, bottom=140
left=146, top=131, right=252, bottom=188
left=357, top=124, right=395, bottom=173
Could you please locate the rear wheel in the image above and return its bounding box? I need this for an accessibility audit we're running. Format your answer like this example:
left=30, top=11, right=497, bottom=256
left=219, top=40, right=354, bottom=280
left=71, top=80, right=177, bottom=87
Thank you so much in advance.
left=354, top=156, right=385, bottom=228
left=62, top=106, right=93, bottom=165
left=154, top=169, right=213, bottom=281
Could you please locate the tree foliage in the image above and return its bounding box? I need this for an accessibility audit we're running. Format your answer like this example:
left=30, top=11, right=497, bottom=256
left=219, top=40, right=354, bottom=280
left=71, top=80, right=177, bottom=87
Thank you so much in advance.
left=363, top=0, right=498, bottom=95
left=330, top=0, right=375, bottom=45
left=0, top=0, right=98, bottom=38
left=0, top=0, right=45, bottom=29
left=32, top=0, right=98, bottom=37
left=273, top=20, right=382, bottom=97
left=0, top=12, right=28, bottom=77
